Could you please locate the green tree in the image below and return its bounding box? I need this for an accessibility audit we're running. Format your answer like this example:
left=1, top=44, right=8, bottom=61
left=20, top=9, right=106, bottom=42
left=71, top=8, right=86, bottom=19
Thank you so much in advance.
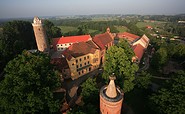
left=68, top=78, right=98, bottom=114
left=103, top=45, right=138, bottom=92
left=0, top=20, right=36, bottom=63
left=0, top=51, right=61, bottom=113
left=43, top=20, right=62, bottom=38
left=173, top=44, right=185, bottom=61
left=117, top=39, right=135, bottom=61
left=150, top=71, right=185, bottom=114
left=81, top=78, right=99, bottom=105
left=77, top=25, right=89, bottom=35
left=67, top=104, right=97, bottom=114
left=135, top=71, right=151, bottom=89
left=151, top=47, right=168, bottom=70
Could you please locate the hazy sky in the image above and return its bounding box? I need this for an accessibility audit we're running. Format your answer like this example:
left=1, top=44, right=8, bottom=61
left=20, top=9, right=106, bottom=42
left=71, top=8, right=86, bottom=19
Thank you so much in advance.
left=0, top=0, right=185, bottom=18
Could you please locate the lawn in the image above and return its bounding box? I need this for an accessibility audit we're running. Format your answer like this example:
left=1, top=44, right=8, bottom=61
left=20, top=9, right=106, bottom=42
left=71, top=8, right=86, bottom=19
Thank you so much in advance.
left=136, top=21, right=166, bottom=28
left=58, top=26, right=77, bottom=33
left=58, top=25, right=99, bottom=36
left=115, top=26, right=129, bottom=33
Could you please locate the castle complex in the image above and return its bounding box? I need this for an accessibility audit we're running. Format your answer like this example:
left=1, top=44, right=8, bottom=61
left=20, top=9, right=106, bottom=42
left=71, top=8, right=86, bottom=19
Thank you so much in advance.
left=32, top=16, right=149, bottom=113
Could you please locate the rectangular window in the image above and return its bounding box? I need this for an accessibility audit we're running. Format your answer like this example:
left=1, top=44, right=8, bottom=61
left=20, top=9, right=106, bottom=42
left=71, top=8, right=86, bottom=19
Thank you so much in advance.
left=88, top=61, right=90, bottom=64
left=78, top=72, right=81, bottom=75
left=76, top=65, right=78, bottom=68
left=80, top=58, right=82, bottom=61
left=80, top=64, right=82, bottom=67
left=84, top=62, right=86, bottom=66
left=61, top=44, right=63, bottom=46
left=84, top=57, right=86, bottom=60
left=76, top=59, right=78, bottom=63
left=87, top=56, right=89, bottom=59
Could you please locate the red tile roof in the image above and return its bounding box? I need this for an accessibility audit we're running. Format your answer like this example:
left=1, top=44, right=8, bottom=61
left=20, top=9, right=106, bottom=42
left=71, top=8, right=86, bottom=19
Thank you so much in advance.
left=51, top=58, right=69, bottom=70
left=132, top=44, right=145, bottom=61
left=92, top=32, right=113, bottom=50
left=117, top=32, right=140, bottom=42
left=63, top=41, right=98, bottom=60
left=52, top=35, right=91, bottom=48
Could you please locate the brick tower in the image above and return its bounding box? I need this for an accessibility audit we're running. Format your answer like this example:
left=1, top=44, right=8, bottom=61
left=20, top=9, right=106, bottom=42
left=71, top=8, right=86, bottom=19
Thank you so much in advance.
left=32, top=16, right=49, bottom=52
left=100, top=75, right=124, bottom=114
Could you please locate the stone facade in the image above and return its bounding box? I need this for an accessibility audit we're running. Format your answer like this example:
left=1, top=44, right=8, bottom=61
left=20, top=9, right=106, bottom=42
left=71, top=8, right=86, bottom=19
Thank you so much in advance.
left=62, top=41, right=100, bottom=80
left=32, top=17, right=49, bottom=52
left=66, top=50, right=100, bottom=80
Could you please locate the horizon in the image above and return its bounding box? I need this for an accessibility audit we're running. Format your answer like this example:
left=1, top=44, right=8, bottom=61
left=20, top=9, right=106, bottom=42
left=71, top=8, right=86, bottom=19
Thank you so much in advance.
left=0, top=0, right=185, bottom=19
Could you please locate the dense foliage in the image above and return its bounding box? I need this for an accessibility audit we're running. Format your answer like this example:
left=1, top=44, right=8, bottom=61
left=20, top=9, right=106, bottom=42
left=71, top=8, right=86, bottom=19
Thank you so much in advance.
left=80, top=78, right=99, bottom=105
left=151, top=47, right=168, bottom=70
left=103, top=40, right=138, bottom=92
left=150, top=71, right=185, bottom=114
left=68, top=78, right=99, bottom=114
left=0, top=20, right=36, bottom=71
left=43, top=20, right=62, bottom=38
left=0, top=51, right=61, bottom=113
left=135, top=71, right=152, bottom=89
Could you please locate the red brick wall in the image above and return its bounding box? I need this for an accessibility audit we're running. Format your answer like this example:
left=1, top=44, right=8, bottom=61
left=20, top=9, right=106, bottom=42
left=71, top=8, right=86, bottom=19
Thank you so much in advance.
left=100, top=95, right=123, bottom=114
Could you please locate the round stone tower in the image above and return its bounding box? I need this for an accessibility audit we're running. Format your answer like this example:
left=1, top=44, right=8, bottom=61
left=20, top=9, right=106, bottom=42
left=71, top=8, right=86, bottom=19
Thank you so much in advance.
left=32, top=16, right=49, bottom=52
left=100, top=75, right=124, bottom=114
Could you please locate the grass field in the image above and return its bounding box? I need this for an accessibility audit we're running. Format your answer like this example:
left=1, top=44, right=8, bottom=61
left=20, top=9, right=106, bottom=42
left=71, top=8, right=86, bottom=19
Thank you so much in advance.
left=91, top=17, right=118, bottom=21
left=58, top=26, right=77, bottom=33
left=58, top=25, right=99, bottom=36
left=136, top=21, right=166, bottom=28
left=115, top=26, right=129, bottom=33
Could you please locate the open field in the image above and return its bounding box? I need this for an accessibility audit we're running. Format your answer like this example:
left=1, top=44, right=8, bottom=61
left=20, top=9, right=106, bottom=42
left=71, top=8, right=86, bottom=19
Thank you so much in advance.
left=58, top=26, right=99, bottom=36
left=115, top=26, right=129, bottom=33
left=136, top=21, right=166, bottom=28
left=58, top=26, right=77, bottom=33
left=91, top=17, right=118, bottom=21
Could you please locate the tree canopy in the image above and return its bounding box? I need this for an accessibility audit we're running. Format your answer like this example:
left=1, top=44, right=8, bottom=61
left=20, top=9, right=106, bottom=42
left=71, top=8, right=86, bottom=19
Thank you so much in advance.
left=135, top=71, right=152, bottom=89
left=151, top=47, right=168, bottom=70
left=80, top=78, right=99, bottom=105
left=150, top=71, right=185, bottom=114
left=43, top=20, right=62, bottom=38
left=0, top=20, right=36, bottom=72
left=0, top=51, right=62, bottom=113
left=103, top=40, right=138, bottom=92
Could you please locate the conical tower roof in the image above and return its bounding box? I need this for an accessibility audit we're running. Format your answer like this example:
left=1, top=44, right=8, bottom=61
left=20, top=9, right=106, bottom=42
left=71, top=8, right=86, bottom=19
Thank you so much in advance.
left=105, top=75, right=117, bottom=98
